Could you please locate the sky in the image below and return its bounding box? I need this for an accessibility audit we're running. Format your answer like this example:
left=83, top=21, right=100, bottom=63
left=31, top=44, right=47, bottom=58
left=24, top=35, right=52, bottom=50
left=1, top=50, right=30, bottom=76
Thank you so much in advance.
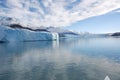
left=0, top=0, right=120, bottom=33
left=65, top=9, right=120, bottom=33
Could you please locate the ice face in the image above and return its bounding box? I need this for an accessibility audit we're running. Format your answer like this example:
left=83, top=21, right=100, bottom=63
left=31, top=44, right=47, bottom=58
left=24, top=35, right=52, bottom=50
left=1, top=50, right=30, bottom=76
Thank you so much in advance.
left=0, top=26, right=59, bottom=42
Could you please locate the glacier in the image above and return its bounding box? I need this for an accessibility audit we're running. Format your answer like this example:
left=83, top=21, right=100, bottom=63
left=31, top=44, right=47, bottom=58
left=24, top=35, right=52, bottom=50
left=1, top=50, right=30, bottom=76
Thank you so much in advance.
left=0, top=25, right=59, bottom=42
left=46, top=27, right=80, bottom=38
left=0, top=17, right=81, bottom=42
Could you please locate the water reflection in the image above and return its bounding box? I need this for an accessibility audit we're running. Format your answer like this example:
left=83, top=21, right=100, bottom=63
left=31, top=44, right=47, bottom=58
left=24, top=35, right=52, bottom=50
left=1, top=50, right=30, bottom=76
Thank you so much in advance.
left=0, top=38, right=120, bottom=80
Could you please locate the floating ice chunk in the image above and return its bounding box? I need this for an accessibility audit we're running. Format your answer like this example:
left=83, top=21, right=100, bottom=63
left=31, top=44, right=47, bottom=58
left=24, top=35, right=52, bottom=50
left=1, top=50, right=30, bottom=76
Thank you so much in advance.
left=104, top=76, right=110, bottom=80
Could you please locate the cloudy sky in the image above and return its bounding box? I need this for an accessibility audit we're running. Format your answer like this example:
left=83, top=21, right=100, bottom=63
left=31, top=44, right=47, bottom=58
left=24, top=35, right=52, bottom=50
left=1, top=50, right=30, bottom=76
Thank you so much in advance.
left=0, top=0, right=120, bottom=33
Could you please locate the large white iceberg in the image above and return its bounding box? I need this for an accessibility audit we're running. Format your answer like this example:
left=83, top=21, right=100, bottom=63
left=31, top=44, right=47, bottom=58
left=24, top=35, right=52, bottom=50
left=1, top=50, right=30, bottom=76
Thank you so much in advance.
left=0, top=25, right=59, bottom=42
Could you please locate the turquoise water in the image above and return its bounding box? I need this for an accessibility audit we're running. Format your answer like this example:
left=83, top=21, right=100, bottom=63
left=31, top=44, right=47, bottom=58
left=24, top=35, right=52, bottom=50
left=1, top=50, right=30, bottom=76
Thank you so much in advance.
left=0, top=37, right=120, bottom=80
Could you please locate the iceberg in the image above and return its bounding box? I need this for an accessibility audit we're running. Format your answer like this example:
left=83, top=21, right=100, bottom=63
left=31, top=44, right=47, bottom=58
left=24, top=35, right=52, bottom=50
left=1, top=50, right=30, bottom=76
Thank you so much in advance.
left=0, top=25, right=59, bottom=42
left=104, top=76, right=110, bottom=80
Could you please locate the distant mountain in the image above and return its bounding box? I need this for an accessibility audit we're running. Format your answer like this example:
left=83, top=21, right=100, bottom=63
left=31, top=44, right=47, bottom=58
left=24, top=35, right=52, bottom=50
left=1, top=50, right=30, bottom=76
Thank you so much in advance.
left=111, top=32, right=120, bottom=36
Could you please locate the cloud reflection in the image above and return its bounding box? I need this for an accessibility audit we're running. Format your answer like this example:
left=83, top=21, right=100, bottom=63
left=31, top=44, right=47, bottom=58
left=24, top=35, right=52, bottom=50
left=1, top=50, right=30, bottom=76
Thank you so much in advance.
left=12, top=43, right=120, bottom=80
left=0, top=38, right=120, bottom=80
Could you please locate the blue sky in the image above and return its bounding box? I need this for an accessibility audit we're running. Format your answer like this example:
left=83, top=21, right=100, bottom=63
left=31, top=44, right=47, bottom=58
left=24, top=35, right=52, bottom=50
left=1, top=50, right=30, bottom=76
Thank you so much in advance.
left=0, top=0, right=120, bottom=33
left=65, top=9, right=120, bottom=33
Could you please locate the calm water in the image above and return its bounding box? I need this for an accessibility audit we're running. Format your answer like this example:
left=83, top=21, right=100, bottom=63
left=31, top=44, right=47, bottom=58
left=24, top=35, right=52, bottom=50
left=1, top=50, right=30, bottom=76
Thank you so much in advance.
left=0, top=37, right=120, bottom=80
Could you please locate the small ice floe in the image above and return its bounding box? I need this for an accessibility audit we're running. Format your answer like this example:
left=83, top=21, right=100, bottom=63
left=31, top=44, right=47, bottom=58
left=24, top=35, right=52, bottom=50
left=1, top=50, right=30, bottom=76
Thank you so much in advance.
left=104, top=76, right=111, bottom=80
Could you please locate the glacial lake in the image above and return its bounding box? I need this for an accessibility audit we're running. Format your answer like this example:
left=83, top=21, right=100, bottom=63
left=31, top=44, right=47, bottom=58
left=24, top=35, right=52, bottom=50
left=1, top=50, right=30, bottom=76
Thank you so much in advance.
left=0, top=37, right=120, bottom=80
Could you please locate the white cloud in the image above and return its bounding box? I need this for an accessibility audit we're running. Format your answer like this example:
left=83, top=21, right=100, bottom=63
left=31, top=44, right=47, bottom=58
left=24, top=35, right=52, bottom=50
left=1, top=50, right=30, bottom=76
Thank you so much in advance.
left=0, top=0, right=120, bottom=28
